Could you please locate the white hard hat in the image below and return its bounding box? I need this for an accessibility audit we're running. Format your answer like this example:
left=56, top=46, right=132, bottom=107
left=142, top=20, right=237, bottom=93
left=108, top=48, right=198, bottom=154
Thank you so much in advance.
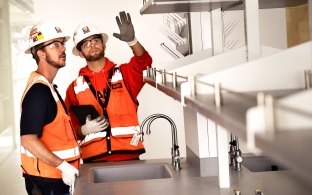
left=25, top=20, right=70, bottom=54
left=72, top=23, right=108, bottom=56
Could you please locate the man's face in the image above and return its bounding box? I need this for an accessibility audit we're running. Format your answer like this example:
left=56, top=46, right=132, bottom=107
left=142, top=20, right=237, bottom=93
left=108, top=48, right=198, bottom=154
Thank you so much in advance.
left=41, top=38, right=67, bottom=68
left=80, top=35, right=105, bottom=61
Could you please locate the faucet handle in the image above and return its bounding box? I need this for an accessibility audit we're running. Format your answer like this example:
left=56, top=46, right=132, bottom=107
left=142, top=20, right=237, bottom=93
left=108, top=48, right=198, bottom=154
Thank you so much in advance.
left=138, top=131, right=144, bottom=141
left=173, top=156, right=182, bottom=170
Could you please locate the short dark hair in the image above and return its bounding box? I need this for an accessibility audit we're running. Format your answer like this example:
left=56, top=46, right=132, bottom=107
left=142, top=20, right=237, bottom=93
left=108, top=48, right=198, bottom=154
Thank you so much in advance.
left=31, top=42, right=44, bottom=64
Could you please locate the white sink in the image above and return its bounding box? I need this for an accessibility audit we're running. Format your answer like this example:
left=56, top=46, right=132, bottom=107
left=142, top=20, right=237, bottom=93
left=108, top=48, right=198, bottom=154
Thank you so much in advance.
left=91, top=163, right=174, bottom=183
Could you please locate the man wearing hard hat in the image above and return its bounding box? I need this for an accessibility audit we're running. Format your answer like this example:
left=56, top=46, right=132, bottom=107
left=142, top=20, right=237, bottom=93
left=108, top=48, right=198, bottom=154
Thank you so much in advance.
left=65, top=11, right=152, bottom=163
left=20, top=20, right=81, bottom=195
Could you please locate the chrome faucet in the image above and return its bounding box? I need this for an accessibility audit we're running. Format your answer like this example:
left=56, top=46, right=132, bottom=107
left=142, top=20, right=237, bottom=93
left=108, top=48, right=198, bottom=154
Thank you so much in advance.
left=140, top=113, right=181, bottom=170
left=229, top=133, right=236, bottom=167
left=233, top=135, right=243, bottom=171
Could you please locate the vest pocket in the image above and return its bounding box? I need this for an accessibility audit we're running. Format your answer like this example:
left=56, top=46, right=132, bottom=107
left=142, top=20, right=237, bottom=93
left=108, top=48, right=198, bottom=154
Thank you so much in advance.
left=108, top=89, right=131, bottom=116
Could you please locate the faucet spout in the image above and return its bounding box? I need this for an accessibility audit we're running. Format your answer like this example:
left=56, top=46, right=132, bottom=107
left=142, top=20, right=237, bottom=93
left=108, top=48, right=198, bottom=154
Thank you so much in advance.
left=141, top=114, right=181, bottom=170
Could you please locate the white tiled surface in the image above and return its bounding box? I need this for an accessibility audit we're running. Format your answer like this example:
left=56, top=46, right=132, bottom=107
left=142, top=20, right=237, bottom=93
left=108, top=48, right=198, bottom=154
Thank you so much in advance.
left=0, top=148, right=27, bottom=195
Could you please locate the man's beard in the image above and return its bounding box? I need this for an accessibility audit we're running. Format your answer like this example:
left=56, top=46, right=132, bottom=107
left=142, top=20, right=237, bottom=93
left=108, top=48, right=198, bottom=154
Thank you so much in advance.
left=46, top=52, right=66, bottom=69
left=83, top=48, right=104, bottom=61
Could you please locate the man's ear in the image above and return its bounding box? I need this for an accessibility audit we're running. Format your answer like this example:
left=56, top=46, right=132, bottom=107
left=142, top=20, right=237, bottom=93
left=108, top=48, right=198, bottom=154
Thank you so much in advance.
left=78, top=51, right=84, bottom=58
left=37, top=49, right=46, bottom=59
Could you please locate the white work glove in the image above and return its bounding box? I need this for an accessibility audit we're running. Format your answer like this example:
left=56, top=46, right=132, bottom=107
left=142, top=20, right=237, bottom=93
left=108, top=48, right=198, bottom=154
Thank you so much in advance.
left=56, top=160, right=79, bottom=186
left=81, top=115, right=109, bottom=136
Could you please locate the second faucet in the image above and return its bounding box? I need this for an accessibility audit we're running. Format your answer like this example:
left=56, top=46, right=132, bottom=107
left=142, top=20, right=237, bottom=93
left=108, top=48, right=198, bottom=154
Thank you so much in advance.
left=140, top=113, right=181, bottom=170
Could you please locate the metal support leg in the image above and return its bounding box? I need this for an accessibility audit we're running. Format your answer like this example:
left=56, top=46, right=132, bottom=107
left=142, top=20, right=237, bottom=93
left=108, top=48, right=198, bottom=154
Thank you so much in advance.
left=217, top=125, right=230, bottom=188
left=244, top=0, right=261, bottom=61
left=211, top=7, right=224, bottom=55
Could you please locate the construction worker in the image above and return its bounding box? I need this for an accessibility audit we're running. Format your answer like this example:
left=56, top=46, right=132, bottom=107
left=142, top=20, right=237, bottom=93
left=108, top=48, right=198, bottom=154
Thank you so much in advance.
left=65, top=11, right=153, bottom=163
left=20, top=20, right=81, bottom=195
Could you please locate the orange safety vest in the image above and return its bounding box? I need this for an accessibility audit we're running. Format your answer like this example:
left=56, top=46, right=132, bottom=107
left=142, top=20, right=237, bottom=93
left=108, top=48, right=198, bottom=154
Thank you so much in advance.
left=20, top=72, right=80, bottom=179
left=72, top=68, right=145, bottom=161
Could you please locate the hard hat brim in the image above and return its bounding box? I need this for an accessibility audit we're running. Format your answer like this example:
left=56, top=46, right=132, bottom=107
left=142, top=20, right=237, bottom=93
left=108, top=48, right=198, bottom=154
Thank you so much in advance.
left=25, top=36, right=70, bottom=54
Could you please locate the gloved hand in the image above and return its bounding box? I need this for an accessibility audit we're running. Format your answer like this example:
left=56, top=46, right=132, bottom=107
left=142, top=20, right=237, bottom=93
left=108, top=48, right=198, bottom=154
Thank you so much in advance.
left=113, top=11, right=137, bottom=46
left=81, top=115, right=109, bottom=136
left=56, top=160, right=79, bottom=186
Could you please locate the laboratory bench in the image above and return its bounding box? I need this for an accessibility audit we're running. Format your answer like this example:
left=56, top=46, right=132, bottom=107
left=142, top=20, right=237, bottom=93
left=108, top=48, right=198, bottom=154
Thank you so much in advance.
left=74, top=158, right=312, bottom=195
left=73, top=75, right=312, bottom=195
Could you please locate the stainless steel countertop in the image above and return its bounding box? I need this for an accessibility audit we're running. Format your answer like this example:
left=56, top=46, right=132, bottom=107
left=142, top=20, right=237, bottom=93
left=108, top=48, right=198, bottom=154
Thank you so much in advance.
left=74, top=158, right=312, bottom=195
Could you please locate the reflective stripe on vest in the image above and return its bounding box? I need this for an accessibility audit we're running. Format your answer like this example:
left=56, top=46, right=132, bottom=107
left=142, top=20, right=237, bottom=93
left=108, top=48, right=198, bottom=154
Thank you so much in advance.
left=21, top=146, right=80, bottom=159
left=74, top=76, right=89, bottom=94
left=79, top=131, right=107, bottom=145
left=111, top=126, right=140, bottom=136
left=111, top=69, right=122, bottom=82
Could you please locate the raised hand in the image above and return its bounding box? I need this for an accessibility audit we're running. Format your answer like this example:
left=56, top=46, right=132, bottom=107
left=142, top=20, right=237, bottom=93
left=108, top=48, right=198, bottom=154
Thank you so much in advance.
left=113, top=11, right=136, bottom=44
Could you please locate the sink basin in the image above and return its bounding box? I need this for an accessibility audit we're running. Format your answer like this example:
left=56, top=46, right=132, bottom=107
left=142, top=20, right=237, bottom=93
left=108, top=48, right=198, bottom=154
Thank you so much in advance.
left=91, top=163, right=174, bottom=183
left=243, top=155, right=290, bottom=172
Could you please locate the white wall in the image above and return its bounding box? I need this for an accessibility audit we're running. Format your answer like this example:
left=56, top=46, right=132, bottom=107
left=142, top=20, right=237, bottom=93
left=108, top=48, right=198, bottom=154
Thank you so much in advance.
left=259, top=8, right=287, bottom=49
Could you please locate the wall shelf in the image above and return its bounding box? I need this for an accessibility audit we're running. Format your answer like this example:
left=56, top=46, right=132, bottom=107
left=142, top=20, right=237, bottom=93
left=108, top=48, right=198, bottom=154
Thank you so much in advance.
left=229, top=0, right=308, bottom=10
left=140, top=0, right=242, bottom=14
left=140, top=0, right=308, bottom=14
left=145, top=76, right=303, bottom=137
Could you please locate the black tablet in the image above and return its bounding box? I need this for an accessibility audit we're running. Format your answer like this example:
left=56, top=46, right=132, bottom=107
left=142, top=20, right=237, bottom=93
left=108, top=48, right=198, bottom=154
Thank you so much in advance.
left=70, top=105, right=100, bottom=125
